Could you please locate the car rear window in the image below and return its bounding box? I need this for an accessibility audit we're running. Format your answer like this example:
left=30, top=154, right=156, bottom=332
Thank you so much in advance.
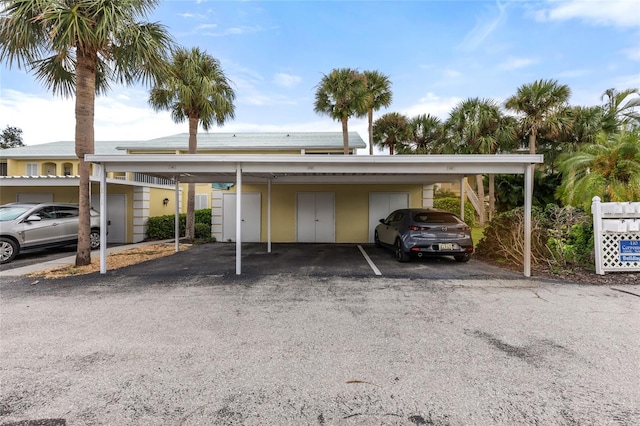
left=413, top=212, right=460, bottom=224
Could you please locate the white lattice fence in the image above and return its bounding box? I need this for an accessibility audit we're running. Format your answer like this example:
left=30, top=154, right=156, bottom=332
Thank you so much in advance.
left=592, top=197, right=640, bottom=275
left=600, top=232, right=640, bottom=270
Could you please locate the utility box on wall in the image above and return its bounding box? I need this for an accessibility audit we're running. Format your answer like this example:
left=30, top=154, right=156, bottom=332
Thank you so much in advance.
left=592, top=197, right=640, bottom=275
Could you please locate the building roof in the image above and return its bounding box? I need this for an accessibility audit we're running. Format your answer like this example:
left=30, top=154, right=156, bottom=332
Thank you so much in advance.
left=0, top=132, right=366, bottom=159
left=117, top=132, right=366, bottom=151
left=0, top=140, right=126, bottom=159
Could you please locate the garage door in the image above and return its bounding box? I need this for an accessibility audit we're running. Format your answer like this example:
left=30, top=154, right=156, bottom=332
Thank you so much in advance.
left=222, top=193, right=261, bottom=242
left=91, top=194, right=126, bottom=243
left=297, top=192, right=335, bottom=243
left=368, top=192, right=409, bottom=242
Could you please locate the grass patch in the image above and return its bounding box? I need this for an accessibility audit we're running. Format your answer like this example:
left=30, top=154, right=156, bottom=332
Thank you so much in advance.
left=472, top=226, right=484, bottom=248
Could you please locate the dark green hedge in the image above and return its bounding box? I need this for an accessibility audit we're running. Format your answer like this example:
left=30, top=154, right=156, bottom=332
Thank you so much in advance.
left=146, top=209, right=214, bottom=240
left=434, top=197, right=476, bottom=227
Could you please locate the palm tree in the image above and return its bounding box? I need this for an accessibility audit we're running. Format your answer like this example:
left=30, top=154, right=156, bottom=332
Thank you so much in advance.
left=314, top=68, right=369, bottom=155
left=409, top=114, right=444, bottom=154
left=445, top=98, right=516, bottom=223
left=362, top=70, right=393, bottom=155
left=505, top=79, right=571, bottom=155
left=372, top=112, right=412, bottom=155
left=0, top=0, right=173, bottom=266
left=149, top=47, right=235, bottom=241
left=601, top=88, right=640, bottom=133
left=556, top=129, right=640, bottom=211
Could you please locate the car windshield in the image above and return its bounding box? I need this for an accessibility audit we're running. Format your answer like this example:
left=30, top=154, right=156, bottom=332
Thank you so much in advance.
left=413, top=212, right=460, bottom=224
left=0, top=206, right=30, bottom=222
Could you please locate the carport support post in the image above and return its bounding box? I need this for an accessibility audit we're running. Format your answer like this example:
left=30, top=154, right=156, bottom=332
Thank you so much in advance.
left=99, top=163, right=107, bottom=274
left=174, top=179, right=180, bottom=252
left=267, top=178, right=272, bottom=253
left=524, top=164, right=533, bottom=277
left=236, top=165, right=242, bottom=275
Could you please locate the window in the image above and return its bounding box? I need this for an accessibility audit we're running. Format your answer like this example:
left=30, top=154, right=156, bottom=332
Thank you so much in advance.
left=195, top=194, right=209, bottom=210
left=63, top=163, right=73, bottom=176
left=26, top=163, right=38, bottom=176
left=43, top=162, right=56, bottom=175
left=53, top=206, right=79, bottom=218
left=0, top=162, right=6, bottom=176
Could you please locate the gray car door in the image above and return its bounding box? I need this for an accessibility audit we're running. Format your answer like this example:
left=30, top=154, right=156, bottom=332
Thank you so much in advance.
left=20, top=206, right=60, bottom=247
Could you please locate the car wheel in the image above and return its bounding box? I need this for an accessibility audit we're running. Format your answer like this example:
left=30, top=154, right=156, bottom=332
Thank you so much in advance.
left=394, top=238, right=409, bottom=262
left=0, top=237, right=18, bottom=264
left=374, top=231, right=381, bottom=248
left=454, top=253, right=471, bottom=263
left=90, top=229, right=101, bottom=250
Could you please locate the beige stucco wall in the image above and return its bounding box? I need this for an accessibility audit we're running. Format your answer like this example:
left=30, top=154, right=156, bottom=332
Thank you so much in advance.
left=219, top=183, right=426, bottom=243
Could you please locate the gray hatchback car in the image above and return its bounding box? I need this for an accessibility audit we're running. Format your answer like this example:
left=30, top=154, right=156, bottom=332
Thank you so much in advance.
left=0, top=202, right=101, bottom=264
left=375, top=208, right=474, bottom=262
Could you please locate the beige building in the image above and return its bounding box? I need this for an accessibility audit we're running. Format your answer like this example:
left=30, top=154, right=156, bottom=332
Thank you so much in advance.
left=1, top=132, right=436, bottom=244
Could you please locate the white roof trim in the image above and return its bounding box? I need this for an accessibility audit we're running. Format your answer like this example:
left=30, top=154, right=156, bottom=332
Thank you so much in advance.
left=85, top=153, right=544, bottom=183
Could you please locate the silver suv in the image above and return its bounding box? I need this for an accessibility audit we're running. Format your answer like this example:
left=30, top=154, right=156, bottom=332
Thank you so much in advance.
left=0, top=202, right=101, bottom=264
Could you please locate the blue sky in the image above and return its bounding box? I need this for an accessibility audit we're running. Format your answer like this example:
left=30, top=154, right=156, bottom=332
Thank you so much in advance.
left=1, top=0, right=639, bottom=150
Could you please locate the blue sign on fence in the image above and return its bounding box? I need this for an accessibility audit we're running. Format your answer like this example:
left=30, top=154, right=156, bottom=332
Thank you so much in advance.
left=620, top=240, right=640, bottom=262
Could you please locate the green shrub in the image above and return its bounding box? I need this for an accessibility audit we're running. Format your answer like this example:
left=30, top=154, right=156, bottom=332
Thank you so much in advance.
left=434, top=197, right=476, bottom=227
left=476, top=204, right=595, bottom=271
left=475, top=206, right=549, bottom=266
left=146, top=209, right=212, bottom=240
left=194, top=223, right=211, bottom=239
left=544, top=204, right=593, bottom=271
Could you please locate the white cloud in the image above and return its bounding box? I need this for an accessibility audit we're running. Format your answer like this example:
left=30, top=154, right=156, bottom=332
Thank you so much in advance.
left=621, top=47, right=640, bottom=61
left=535, top=0, right=640, bottom=28
left=195, top=23, right=218, bottom=31
left=498, top=57, right=538, bottom=70
left=273, top=73, right=302, bottom=88
left=401, top=92, right=462, bottom=120
left=0, top=89, right=185, bottom=145
left=443, top=68, right=462, bottom=79
left=202, top=25, right=263, bottom=37
left=460, top=1, right=508, bottom=50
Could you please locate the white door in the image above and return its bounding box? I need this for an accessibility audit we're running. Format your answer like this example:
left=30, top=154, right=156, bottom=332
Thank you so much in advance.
left=296, top=192, right=335, bottom=243
left=91, top=194, right=126, bottom=243
left=222, top=193, right=261, bottom=242
left=369, top=192, right=409, bottom=242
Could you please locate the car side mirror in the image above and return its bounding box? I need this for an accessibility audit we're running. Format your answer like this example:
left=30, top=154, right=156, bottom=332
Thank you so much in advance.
left=25, top=215, right=42, bottom=222
left=379, top=218, right=386, bottom=224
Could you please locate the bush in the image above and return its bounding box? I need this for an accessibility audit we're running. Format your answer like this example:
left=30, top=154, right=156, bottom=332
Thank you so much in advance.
left=146, top=209, right=213, bottom=240
left=544, top=204, right=593, bottom=271
left=434, top=197, right=476, bottom=228
left=476, top=204, right=595, bottom=271
left=475, top=206, right=549, bottom=266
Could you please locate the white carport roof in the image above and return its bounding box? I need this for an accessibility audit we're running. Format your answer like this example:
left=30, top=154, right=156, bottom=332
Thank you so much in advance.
left=87, top=153, right=543, bottom=276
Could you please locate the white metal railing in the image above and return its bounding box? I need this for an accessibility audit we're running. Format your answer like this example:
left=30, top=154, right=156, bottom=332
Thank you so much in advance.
left=132, top=172, right=175, bottom=186
left=465, top=181, right=482, bottom=216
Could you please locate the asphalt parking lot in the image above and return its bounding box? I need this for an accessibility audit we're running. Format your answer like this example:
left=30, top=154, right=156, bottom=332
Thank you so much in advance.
left=1, top=244, right=639, bottom=425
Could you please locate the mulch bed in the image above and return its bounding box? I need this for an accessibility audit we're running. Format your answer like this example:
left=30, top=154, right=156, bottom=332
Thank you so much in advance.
left=478, top=255, right=639, bottom=286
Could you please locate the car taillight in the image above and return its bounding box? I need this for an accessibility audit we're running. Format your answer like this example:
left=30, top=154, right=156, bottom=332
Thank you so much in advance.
left=458, top=226, right=471, bottom=231
left=409, top=225, right=431, bottom=231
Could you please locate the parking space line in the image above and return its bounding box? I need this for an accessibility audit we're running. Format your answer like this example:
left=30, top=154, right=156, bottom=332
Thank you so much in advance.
left=357, top=245, right=382, bottom=276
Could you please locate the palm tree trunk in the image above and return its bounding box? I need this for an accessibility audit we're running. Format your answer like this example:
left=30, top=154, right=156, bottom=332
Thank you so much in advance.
left=368, top=109, right=373, bottom=155
left=341, top=117, right=349, bottom=155
left=186, top=116, right=198, bottom=240
left=74, top=51, right=97, bottom=267
left=476, top=174, right=485, bottom=227
left=529, top=129, right=537, bottom=155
